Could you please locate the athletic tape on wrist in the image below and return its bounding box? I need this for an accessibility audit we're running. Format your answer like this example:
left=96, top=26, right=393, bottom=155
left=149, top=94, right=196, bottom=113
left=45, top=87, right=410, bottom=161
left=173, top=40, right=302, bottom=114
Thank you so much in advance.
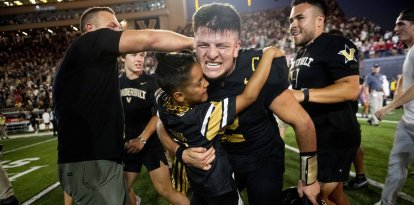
left=300, top=152, right=317, bottom=186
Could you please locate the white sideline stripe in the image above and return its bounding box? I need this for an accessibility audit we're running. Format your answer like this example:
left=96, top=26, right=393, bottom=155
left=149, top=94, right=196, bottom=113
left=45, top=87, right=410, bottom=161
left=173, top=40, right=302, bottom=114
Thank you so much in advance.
left=357, top=117, right=398, bottom=124
left=21, top=182, right=60, bottom=205
left=285, top=144, right=414, bottom=203
left=3, top=138, right=56, bottom=154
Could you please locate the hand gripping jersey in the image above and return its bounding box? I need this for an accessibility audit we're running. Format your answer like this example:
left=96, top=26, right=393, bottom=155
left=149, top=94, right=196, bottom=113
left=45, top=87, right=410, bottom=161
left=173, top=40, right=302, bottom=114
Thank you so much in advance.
left=207, top=48, right=289, bottom=172
left=157, top=91, right=237, bottom=197
left=289, top=33, right=361, bottom=149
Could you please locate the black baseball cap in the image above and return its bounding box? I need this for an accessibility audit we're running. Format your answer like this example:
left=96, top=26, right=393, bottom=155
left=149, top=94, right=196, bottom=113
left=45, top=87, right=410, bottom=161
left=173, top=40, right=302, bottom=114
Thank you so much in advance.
left=373, top=64, right=380, bottom=68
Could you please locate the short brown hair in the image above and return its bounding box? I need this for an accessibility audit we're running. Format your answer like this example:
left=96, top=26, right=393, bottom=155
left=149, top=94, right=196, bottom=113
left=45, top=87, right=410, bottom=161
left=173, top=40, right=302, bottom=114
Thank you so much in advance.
left=80, top=7, right=115, bottom=34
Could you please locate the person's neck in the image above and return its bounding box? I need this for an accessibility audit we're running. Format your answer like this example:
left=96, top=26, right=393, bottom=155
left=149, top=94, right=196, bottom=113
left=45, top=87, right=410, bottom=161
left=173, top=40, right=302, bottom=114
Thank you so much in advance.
left=126, top=71, right=143, bottom=80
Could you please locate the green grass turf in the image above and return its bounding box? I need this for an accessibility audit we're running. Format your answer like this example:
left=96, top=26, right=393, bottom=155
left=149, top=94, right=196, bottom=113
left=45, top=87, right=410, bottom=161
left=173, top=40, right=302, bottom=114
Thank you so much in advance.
left=2, top=109, right=413, bottom=204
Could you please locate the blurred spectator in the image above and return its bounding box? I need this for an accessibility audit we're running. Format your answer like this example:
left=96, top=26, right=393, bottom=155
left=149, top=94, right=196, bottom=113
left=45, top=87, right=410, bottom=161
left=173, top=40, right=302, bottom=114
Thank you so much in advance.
left=382, top=75, right=390, bottom=106
left=0, top=113, right=8, bottom=140
left=29, top=111, right=39, bottom=133
left=42, top=109, right=51, bottom=132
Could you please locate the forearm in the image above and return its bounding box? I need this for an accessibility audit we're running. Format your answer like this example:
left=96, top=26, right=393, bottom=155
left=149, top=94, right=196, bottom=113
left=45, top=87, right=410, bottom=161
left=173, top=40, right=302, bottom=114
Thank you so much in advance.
left=292, top=115, right=317, bottom=152
left=304, top=75, right=359, bottom=103
left=271, top=90, right=316, bottom=152
left=119, top=30, right=193, bottom=54
left=156, top=119, right=179, bottom=154
left=139, top=115, right=158, bottom=140
left=387, top=83, right=414, bottom=110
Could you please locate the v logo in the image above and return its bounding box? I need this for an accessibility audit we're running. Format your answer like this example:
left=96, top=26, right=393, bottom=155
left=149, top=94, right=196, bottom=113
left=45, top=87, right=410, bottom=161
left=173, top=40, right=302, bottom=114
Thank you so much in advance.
left=126, top=97, right=132, bottom=103
left=338, top=44, right=357, bottom=64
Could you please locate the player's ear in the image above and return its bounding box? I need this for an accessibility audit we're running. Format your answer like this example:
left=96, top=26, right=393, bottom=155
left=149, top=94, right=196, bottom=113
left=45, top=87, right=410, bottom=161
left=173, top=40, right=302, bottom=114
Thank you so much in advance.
left=233, top=39, right=241, bottom=58
left=173, top=91, right=185, bottom=103
left=316, top=15, right=325, bottom=28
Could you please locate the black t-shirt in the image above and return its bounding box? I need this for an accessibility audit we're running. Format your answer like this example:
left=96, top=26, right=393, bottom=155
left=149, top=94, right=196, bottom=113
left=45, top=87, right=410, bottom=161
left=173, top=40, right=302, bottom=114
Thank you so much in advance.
left=119, top=73, right=158, bottom=140
left=289, top=33, right=361, bottom=149
left=53, top=28, right=124, bottom=163
left=157, top=91, right=237, bottom=196
left=207, top=48, right=289, bottom=172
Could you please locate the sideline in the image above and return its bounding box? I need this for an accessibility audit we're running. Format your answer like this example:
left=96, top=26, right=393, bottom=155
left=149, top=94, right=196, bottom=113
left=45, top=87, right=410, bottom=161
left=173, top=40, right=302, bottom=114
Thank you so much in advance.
left=285, top=144, right=414, bottom=203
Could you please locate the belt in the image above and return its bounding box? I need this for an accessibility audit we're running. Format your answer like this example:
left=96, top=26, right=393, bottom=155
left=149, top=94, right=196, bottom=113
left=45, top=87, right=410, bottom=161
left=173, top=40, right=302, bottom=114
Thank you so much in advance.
left=370, top=89, right=383, bottom=93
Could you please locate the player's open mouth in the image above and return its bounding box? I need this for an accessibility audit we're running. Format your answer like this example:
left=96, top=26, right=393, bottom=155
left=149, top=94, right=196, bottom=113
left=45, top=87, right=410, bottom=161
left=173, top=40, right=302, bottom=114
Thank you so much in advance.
left=291, top=31, right=300, bottom=36
left=205, top=62, right=222, bottom=70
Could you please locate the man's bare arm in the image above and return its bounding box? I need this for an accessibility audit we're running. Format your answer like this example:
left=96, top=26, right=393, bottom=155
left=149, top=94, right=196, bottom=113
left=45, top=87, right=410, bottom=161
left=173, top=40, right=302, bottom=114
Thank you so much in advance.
left=291, top=75, right=360, bottom=103
left=119, top=29, right=193, bottom=54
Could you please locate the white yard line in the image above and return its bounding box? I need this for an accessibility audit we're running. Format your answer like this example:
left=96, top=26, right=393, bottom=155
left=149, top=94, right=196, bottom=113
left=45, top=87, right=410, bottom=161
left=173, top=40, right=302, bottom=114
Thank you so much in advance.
left=285, top=144, right=414, bottom=203
left=21, top=182, right=61, bottom=205
left=2, top=138, right=56, bottom=154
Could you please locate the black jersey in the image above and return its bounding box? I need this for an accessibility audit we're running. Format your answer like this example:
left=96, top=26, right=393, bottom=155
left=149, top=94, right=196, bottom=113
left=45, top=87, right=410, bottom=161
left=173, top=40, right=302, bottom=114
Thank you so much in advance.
left=157, top=91, right=237, bottom=196
left=119, top=73, right=158, bottom=140
left=289, top=33, right=361, bottom=149
left=53, top=28, right=124, bottom=163
left=207, top=48, right=289, bottom=172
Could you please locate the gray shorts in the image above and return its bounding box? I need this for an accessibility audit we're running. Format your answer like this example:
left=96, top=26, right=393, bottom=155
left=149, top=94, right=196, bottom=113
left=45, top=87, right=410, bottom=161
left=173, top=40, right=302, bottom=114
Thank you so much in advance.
left=58, top=160, right=128, bottom=205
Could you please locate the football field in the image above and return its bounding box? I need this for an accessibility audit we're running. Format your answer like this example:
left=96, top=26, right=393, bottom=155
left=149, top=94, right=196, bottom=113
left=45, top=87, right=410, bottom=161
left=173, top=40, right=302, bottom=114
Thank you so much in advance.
left=1, top=109, right=413, bottom=205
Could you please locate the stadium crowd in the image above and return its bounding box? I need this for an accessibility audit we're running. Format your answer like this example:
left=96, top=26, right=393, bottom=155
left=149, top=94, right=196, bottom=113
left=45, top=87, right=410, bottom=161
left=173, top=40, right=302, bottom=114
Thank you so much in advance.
left=0, top=0, right=166, bottom=26
left=0, top=1, right=406, bottom=112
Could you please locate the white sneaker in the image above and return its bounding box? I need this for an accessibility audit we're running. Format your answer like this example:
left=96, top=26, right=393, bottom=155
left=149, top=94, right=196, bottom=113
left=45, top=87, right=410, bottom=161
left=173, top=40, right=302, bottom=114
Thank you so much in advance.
left=135, top=195, right=141, bottom=205
left=374, top=201, right=381, bottom=205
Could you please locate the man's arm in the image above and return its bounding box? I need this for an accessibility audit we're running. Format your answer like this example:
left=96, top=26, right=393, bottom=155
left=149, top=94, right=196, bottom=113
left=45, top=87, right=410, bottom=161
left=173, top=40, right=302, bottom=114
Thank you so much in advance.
left=119, top=30, right=193, bottom=54
left=125, top=115, right=158, bottom=153
left=269, top=89, right=320, bottom=202
left=156, top=119, right=215, bottom=170
left=270, top=89, right=316, bottom=153
left=376, top=76, right=414, bottom=120
left=291, top=75, right=360, bottom=103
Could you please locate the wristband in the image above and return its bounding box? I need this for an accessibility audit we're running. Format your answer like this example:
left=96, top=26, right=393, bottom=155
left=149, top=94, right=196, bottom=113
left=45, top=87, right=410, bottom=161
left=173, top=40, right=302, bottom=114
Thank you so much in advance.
left=302, top=88, right=309, bottom=102
left=175, top=146, right=185, bottom=163
left=300, top=152, right=317, bottom=186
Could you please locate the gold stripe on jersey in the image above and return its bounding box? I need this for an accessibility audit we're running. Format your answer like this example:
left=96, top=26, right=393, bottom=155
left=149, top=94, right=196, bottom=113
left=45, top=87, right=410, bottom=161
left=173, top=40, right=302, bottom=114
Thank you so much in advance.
left=221, top=117, right=246, bottom=143
left=171, top=157, right=189, bottom=194
left=202, top=100, right=228, bottom=141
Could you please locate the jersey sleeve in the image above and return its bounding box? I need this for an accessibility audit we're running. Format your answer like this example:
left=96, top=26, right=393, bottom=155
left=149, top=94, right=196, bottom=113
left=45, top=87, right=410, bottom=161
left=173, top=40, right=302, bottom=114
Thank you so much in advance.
left=77, top=28, right=122, bottom=57
left=200, top=96, right=236, bottom=141
left=325, top=36, right=360, bottom=81
left=263, top=56, right=290, bottom=107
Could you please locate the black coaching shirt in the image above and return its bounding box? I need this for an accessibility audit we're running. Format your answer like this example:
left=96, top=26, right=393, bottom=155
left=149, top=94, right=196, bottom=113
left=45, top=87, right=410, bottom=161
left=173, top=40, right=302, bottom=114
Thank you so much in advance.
left=289, top=33, right=361, bottom=149
left=53, top=28, right=124, bottom=163
left=157, top=91, right=237, bottom=196
left=208, top=48, right=289, bottom=173
left=119, top=73, right=158, bottom=140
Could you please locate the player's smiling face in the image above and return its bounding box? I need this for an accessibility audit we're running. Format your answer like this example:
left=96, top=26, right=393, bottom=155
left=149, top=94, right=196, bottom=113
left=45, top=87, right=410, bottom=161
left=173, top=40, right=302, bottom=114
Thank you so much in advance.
left=194, top=27, right=241, bottom=80
left=289, top=3, right=323, bottom=46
